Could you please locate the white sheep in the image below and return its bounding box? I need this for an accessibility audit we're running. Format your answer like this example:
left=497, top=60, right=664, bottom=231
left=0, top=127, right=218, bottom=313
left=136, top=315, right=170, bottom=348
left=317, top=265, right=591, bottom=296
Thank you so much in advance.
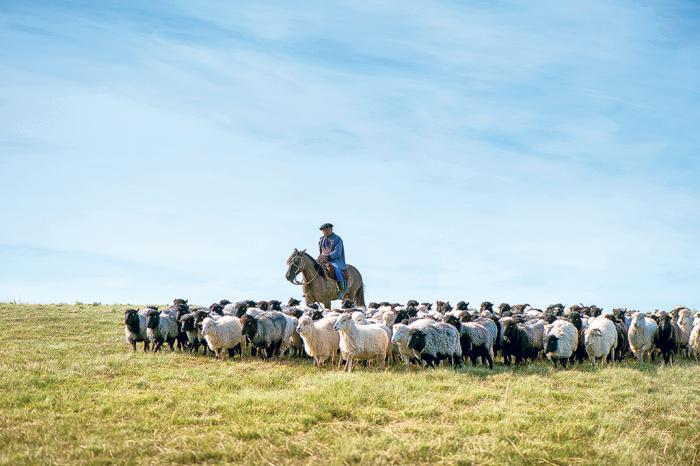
left=296, top=315, right=339, bottom=367
left=391, top=319, right=434, bottom=366
left=584, top=316, right=618, bottom=367
left=543, top=320, right=578, bottom=368
left=200, top=316, right=243, bottom=360
left=688, top=315, right=700, bottom=361
left=333, top=313, right=389, bottom=372
left=627, top=312, right=658, bottom=362
left=677, top=309, right=694, bottom=357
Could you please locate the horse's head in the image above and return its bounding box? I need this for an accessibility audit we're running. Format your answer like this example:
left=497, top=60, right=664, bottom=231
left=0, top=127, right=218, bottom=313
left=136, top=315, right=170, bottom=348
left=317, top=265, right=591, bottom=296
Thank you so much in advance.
left=285, top=248, right=307, bottom=284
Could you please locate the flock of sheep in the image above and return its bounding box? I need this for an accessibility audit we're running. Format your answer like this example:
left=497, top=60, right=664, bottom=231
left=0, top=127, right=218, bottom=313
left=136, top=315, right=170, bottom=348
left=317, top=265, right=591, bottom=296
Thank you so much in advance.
left=123, top=298, right=700, bottom=371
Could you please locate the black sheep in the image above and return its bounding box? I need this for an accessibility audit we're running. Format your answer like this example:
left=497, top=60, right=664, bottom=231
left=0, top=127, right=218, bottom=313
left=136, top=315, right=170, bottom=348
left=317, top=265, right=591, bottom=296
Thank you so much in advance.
left=654, top=314, right=682, bottom=365
left=502, top=320, right=538, bottom=364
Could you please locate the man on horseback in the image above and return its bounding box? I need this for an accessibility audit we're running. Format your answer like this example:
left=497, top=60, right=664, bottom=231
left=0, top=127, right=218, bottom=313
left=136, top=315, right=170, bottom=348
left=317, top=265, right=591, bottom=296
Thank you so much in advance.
left=318, top=223, right=348, bottom=300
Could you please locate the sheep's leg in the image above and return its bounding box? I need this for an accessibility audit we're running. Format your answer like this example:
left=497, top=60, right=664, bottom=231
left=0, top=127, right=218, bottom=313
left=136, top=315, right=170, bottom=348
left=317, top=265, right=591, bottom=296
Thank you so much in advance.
left=143, top=341, right=150, bottom=352
left=130, top=340, right=137, bottom=352
left=345, top=355, right=353, bottom=372
left=168, top=339, right=175, bottom=351
left=561, top=358, right=567, bottom=369
left=153, top=340, right=163, bottom=353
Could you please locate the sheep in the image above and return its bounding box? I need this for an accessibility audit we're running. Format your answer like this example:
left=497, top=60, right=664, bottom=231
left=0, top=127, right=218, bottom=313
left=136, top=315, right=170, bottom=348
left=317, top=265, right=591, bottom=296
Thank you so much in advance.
left=501, top=320, right=538, bottom=364
left=543, top=320, right=578, bottom=368
left=178, top=313, right=203, bottom=353
left=124, top=308, right=150, bottom=352
left=279, top=313, right=301, bottom=356
left=584, top=316, right=618, bottom=368
left=677, top=309, right=694, bottom=357
left=391, top=319, right=434, bottom=366
left=406, top=322, right=462, bottom=368
left=146, top=309, right=179, bottom=352
left=689, top=315, right=700, bottom=361
left=172, top=302, right=191, bottom=350
left=333, top=313, right=389, bottom=372
left=525, top=319, right=546, bottom=353
left=605, top=314, right=629, bottom=362
left=240, top=311, right=289, bottom=359
left=296, top=315, right=340, bottom=367
left=627, top=312, right=658, bottom=362
left=200, top=316, right=243, bottom=359
left=654, top=314, right=682, bottom=365
left=445, top=315, right=493, bottom=369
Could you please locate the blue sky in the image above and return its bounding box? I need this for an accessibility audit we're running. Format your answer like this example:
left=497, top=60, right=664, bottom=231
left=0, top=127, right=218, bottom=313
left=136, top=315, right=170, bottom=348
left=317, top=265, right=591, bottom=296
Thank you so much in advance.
left=1, top=1, right=699, bottom=309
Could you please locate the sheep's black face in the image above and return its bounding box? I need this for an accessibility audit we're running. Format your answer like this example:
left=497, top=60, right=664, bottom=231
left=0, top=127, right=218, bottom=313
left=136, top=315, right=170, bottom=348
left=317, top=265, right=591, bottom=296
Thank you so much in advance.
left=124, top=310, right=140, bottom=332
left=503, top=322, right=518, bottom=344
left=234, top=303, right=248, bottom=318
left=406, top=306, right=417, bottom=317
left=146, top=310, right=160, bottom=329
left=444, top=315, right=460, bottom=329
left=311, top=310, right=323, bottom=321
left=219, top=299, right=231, bottom=306
left=498, top=303, right=511, bottom=314
left=368, top=302, right=379, bottom=309
left=394, top=309, right=409, bottom=324
left=481, top=301, right=493, bottom=312
left=308, top=303, right=319, bottom=310
left=241, top=316, right=258, bottom=339
left=456, top=301, right=468, bottom=311
left=406, top=300, right=419, bottom=307
left=545, top=335, right=559, bottom=353
left=269, top=300, right=282, bottom=311
left=209, top=303, right=224, bottom=315
left=173, top=298, right=188, bottom=306
left=258, top=301, right=269, bottom=311
left=288, top=297, right=301, bottom=307
left=407, top=330, right=427, bottom=352
left=181, top=316, right=195, bottom=332
left=341, top=299, right=354, bottom=309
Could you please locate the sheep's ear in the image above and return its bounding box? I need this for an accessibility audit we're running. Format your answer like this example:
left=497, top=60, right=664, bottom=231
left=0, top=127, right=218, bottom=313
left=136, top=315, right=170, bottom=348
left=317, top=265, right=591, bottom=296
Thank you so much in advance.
left=301, top=249, right=307, bottom=254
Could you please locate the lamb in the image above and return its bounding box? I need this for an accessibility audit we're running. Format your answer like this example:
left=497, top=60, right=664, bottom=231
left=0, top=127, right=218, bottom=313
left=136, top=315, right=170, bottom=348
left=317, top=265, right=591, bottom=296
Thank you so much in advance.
left=200, top=316, right=243, bottom=359
left=654, top=314, right=682, bottom=365
left=502, top=320, right=539, bottom=364
left=543, top=320, right=578, bottom=368
left=406, top=322, right=462, bottom=368
left=296, top=315, right=340, bottom=367
left=240, top=311, right=290, bottom=359
left=124, top=308, right=150, bottom=352
left=627, top=312, right=658, bottom=362
left=584, top=316, right=618, bottom=368
left=333, top=313, right=389, bottom=372
left=445, top=315, right=493, bottom=369
left=146, top=309, right=179, bottom=352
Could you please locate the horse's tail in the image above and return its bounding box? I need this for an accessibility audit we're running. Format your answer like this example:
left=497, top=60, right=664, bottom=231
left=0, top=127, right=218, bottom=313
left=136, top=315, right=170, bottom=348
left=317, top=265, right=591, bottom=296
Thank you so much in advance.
left=355, top=283, right=366, bottom=308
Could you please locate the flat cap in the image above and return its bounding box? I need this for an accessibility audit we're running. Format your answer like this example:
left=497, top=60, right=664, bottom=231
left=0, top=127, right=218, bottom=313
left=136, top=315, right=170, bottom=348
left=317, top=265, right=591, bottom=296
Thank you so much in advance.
left=319, top=223, right=333, bottom=230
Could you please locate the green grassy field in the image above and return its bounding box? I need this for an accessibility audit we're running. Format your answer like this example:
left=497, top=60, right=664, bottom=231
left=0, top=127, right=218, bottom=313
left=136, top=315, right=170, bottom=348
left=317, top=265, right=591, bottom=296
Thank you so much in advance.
left=0, top=303, right=698, bottom=465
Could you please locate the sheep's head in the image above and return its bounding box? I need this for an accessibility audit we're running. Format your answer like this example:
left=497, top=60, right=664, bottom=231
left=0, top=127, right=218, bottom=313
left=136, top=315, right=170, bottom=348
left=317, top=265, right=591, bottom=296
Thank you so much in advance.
left=405, top=306, right=418, bottom=318
left=456, top=301, right=469, bottom=311
left=209, top=303, right=224, bottom=316
left=502, top=321, right=519, bottom=344
left=288, top=297, right=301, bottom=307
left=310, top=309, right=324, bottom=321
left=391, top=324, right=408, bottom=343
left=480, top=301, right=494, bottom=312
left=200, top=317, right=216, bottom=336
left=240, top=315, right=258, bottom=339
left=146, top=310, right=160, bottom=329
left=407, top=329, right=427, bottom=352
left=179, top=314, right=196, bottom=332
left=287, top=308, right=303, bottom=318
left=173, top=298, right=188, bottom=306
left=124, top=309, right=140, bottom=331
left=351, top=311, right=366, bottom=325
left=333, top=314, right=352, bottom=331
left=296, top=315, right=313, bottom=335
left=193, top=310, right=210, bottom=326
left=269, top=300, right=282, bottom=311
left=444, top=315, right=461, bottom=330
left=406, top=300, right=419, bottom=307
left=368, top=302, right=379, bottom=309
left=219, top=299, right=231, bottom=306
left=341, top=299, right=354, bottom=309
left=545, top=334, right=559, bottom=354
left=394, top=308, right=410, bottom=324
left=498, top=303, right=511, bottom=314
left=257, top=301, right=270, bottom=311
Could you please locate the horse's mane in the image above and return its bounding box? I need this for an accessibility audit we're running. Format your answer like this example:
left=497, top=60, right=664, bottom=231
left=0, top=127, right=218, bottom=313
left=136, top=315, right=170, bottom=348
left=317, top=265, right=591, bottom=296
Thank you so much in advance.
left=303, top=252, right=326, bottom=278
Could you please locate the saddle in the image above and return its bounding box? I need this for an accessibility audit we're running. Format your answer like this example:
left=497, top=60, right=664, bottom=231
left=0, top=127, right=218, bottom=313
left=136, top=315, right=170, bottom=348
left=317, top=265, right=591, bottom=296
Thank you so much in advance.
left=322, top=263, right=350, bottom=282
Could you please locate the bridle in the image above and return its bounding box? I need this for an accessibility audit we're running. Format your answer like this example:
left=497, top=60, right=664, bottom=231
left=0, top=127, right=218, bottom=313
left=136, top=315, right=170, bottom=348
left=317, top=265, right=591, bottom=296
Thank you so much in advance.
left=289, top=253, right=320, bottom=286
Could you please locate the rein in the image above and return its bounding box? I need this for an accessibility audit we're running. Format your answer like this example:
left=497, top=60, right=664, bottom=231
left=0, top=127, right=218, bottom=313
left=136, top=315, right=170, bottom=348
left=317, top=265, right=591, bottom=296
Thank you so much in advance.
left=290, top=255, right=321, bottom=286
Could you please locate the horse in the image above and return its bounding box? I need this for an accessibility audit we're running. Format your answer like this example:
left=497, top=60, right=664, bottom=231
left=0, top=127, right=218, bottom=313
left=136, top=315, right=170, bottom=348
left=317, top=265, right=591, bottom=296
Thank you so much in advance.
left=285, top=248, right=365, bottom=310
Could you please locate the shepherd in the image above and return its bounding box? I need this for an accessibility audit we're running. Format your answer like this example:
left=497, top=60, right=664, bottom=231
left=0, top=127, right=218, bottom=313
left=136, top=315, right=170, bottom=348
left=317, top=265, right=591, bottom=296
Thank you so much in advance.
left=317, top=223, right=348, bottom=300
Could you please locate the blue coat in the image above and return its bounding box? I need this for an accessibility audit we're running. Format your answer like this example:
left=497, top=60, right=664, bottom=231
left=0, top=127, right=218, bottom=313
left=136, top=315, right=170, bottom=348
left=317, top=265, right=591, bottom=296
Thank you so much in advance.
left=319, top=233, right=346, bottom=274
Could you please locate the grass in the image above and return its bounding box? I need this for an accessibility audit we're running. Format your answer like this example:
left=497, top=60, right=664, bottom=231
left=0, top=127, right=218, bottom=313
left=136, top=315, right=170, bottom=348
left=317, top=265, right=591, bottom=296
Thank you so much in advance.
left=0, top=304, right=698, bottom=465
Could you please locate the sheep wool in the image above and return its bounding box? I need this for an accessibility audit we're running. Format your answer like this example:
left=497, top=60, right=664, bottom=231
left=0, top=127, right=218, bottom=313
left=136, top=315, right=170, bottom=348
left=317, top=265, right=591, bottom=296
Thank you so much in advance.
left=584, top=316, right=618, bottom=367
left=544, top=320, right=578, bottom=368
left=296, top=315, right=340, bottom=367
left=333, top=314, right=389, bottom=372
left=201, top=316, right=243, bottom=359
